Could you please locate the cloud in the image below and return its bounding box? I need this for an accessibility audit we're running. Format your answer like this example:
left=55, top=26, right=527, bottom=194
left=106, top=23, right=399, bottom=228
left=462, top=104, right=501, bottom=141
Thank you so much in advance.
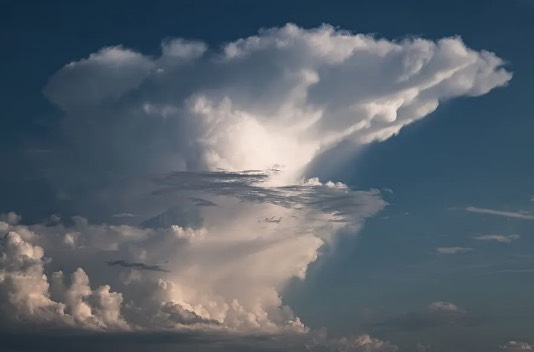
left=465, top=207, right=534, bottom=220
left=473, top=234, right=520, bottom=243
left=490, top=269, right=534, bottom=274
left=427, top=301, right=464, bottom=313
left=41, top=23, right=510, bottom=209
left=112, top=213, right=137, bottom=218
left=436, top=247, right=473, bottom=254
left=307, top=334, right=399, bottom=352
left=369, top=302, right=476, bottom=335
left=1, top=22, right=512, bottom=346
left=0, top=178, right=385, bottom=333
left=501, top=341, right=534, bottom=351
left=0, top=330, right=398, bottom=352
left=0, top=231, right=128, bottom=331
left=106, top=260, right=169, bottom=272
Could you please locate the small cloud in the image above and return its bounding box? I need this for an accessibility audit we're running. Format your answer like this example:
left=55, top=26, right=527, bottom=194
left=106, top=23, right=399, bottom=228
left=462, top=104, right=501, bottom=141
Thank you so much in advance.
left=369, top=302, right=476, bottom=334
left=428, top=301, right=464, bottom=313
left=473, top=234, right=520, bottom=243
left=436, top=247, right=473, bottom=255
left=465, top=206, right=534, bottom=220
left=307, top=334, right=399, bottom=352
left=189, top=197, right=218, bottom=207
left=111, top=213, right=137, bottom=218
left=488, top=268, right=534, bottom=274
left=500, top=341, right=533, bottom=351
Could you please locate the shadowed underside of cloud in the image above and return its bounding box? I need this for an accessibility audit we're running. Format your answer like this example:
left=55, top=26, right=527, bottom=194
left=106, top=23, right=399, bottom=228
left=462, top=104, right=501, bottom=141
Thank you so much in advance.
left=0, top=330, right=402, bottom=352
left=0, top=23, right=512, bottom=349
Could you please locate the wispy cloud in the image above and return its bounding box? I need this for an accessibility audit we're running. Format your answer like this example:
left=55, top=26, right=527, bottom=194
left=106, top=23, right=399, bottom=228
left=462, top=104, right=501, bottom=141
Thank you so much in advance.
left=488, top=268, right=534, bottom=274
left=436, top=247, right=473, bottom=255
left=111, top=213, right=137, bottom=218
left=369, top=302, right=477, bottom=335
left=428, top=301, right=464, bottom=313
left=465, top=206, right=534, bottom=220
left=473, top=234, right=520, bottom=243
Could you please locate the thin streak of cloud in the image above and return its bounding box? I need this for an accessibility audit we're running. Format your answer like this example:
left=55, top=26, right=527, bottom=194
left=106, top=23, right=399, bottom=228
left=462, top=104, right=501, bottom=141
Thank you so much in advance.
left=487, top=269, right=534, bottom=274
left=436, top=247, right=473, bottom=255
left=465, top=206, right=534, bottom=220
left=473, top=234, right=520, bottom=243
left=112, top=213, right=137, bottom=218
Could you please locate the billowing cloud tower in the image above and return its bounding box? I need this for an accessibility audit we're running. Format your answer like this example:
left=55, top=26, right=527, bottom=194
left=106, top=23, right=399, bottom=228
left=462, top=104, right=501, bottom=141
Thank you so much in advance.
left=0, top=24, right=510, bottom=334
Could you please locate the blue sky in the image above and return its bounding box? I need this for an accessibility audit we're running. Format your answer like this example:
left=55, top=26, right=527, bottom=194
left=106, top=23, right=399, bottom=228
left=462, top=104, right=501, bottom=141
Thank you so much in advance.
left=1, top=1, right=533, bottom=351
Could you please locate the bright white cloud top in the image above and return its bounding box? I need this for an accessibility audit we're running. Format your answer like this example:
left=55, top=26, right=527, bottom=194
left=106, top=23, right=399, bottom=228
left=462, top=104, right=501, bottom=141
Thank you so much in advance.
left=0, top=24, right=510, bottom=336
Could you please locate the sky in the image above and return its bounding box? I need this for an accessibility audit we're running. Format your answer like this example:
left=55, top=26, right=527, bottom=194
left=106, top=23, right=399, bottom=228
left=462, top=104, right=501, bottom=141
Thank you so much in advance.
left=1, top=1, right=534, bottom=351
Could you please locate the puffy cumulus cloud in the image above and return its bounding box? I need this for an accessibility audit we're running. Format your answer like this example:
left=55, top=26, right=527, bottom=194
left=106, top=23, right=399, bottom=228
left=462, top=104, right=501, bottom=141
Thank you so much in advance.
left=0, top=230, right=128, bottom=331
left=4, top=23, right=512, bottom=344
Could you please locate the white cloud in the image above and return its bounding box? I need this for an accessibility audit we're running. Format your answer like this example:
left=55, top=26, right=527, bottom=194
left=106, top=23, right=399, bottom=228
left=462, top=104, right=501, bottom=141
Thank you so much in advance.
left=465, top=207, right=534, bottom=220
left=1, top=23, right=510, bottom=337
left=473, top=234, right=520, bottom=243
left=0, top=231, right=128, bottom=331
left=427, top=301, right=464, bottom=313
left=43, top=23, right=510, bottom=189
left=436, top=247, right=473, bottom=254
left=501, top=341, right=534, bottom=351
left=0, top=178, right=385, bottom=332
left=307, top=333, right=398, bottom=352
left=332, top=334, right=398, bottom=352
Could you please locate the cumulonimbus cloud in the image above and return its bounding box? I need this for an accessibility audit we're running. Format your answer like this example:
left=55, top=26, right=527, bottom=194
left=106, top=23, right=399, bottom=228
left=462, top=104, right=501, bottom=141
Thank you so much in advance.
left=1, top=23, right=511, bottom=342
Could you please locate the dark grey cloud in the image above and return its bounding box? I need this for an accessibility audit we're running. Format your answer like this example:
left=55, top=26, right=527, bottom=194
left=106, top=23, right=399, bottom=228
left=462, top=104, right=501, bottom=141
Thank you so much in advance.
left=0, top=330, right=399, bottom=352
left=106, top=260, right=169, bottom=272
left=189, top=197, right=218, bottom=207
left=153, top=171, right=386, bottom=225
